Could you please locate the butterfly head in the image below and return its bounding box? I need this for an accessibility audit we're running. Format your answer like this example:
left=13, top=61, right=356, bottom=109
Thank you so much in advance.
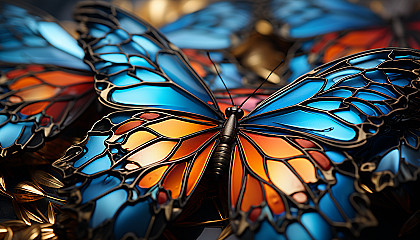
left=225, top=106, right=244, bottom=119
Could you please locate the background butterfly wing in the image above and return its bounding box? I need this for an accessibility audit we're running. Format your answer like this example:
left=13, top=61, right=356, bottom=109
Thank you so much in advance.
left=160, top=1, right=254, bottom=50
left=232, top=48, right=420, bottom=237
left=275, top=0, right=420, bottom=83
left=0, top=2, right=95, bottom=157
left=269, top=0, right=382, bottom=39
left=54, top=109, right=221, bottom=239
left=0, top=1, right=88, bottom=70
left=75, top=1, right=223, bottom=120
left=0, top=64, right=94, bottom=156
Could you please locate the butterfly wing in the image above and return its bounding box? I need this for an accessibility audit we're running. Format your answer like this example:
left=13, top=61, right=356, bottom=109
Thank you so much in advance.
left=0, top=64, right=94, bottom=156
left=244, top=48, right=420, bottom=145
left=54, top=2, right=229, bottom=238
left=229, top=129, right=375, bottom=239
left=285, top=17, right=420, bottom=82
left=54, top=109, right=221, bottom=239
left=75, top=1, right=223, bottom=120
left=277, top=2, right=420, bottom=83
left=160, top=1, right=254, bottom=50
left=231, top=48, right=420, bottom=237
left=269, top=0, right=382, bottom=39
left=0, top=2, right=95, bottom=157
left=0, top=1, right=88, bottom=70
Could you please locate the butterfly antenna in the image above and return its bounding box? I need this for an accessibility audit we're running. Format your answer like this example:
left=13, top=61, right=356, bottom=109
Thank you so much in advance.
left=238, top=60, right=284, bottom=109
left=207, top=52, right=234, bottom=106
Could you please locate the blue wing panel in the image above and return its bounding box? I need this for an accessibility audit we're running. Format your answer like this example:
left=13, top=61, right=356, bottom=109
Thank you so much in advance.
left=243, top=48, right=420, bottom=145
left=159, top=1, right=253, bottom=91
left=0, top=2, right=88, bottom=70
left=75, top=2, right=223, bottom=120
left=160, top=1, right=253, bottom=50
left=270, top=0, right=382, bottom=38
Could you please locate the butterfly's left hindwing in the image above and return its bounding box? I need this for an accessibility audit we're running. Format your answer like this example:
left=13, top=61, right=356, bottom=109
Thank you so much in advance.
left=229, top=130, right=375, bottom=238
left=54, top=110, right=221, bottom=239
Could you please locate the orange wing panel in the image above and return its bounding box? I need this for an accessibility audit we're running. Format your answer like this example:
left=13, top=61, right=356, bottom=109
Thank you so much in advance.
left=115, top=120, right=144, bottom=135
left=288, top=158, right=317, bottom=183
left=9, top=77, right=41, bottom=89
left=238, top=136, right=269, bottom=182
left=266, top=160, right=305, bottom=195
left=263, top=183, right=285, bottom=215
left=36, top=71, right=93, bottom=86
left=186, top=140, right=216, bottom=196
left=243, top=132, right=302, bottom=159
left=139, top=165, right=169, bottom=189
left=240, top=174, right=263, bottom=212
left=230, top=146, right=243, bottom=208
left=170, top=130, right=217, bottom=160
left=122, top=131, right=157, bottom=151
left=20, top=101, right=49, bottom=115
left=13, top=85, right=58, bottom=101
left=148, top=119, right=216, bottom=138
left=163, top=162, right=187, bottom=199
left=127, top=141, right=178, bottom=167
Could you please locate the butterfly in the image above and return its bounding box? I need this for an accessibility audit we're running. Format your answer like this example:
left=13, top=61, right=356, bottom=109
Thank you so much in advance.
left=0, top=1, right=95, bottom=157
left=268, top=0, right=420, bottom=82
left=53, top=2, right=420, bottom=239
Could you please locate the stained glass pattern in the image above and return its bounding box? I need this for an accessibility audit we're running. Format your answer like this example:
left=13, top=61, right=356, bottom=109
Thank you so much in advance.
left=54, top=110, right=220, bottom=239
left=0, top=64, right=94, bottom=157
left=0, top=1, right=88, bottom=70
left=0, top=2, right=95, bottom=157
left=269, top=0, right=420, bottom=83
left=51, top=1, right=420, bottom=239
left=74, top=1, right=222, bottom=119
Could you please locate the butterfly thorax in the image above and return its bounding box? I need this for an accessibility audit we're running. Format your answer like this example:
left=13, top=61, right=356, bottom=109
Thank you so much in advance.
left=209, top=106, right=244, bottom=180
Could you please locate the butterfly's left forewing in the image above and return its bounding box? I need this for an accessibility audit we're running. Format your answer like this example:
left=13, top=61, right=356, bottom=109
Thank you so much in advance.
left=229, top=129, right=375, bottom=238
left=55, top=109, right=221, bottom=239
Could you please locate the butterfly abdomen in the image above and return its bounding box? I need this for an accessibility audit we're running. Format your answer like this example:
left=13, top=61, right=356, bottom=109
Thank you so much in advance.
left=209, top=107, right=244, bottom=179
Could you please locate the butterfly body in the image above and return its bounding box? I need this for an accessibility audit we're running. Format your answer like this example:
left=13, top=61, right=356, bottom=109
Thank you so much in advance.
left=209, top=106, right=244, bottom=179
